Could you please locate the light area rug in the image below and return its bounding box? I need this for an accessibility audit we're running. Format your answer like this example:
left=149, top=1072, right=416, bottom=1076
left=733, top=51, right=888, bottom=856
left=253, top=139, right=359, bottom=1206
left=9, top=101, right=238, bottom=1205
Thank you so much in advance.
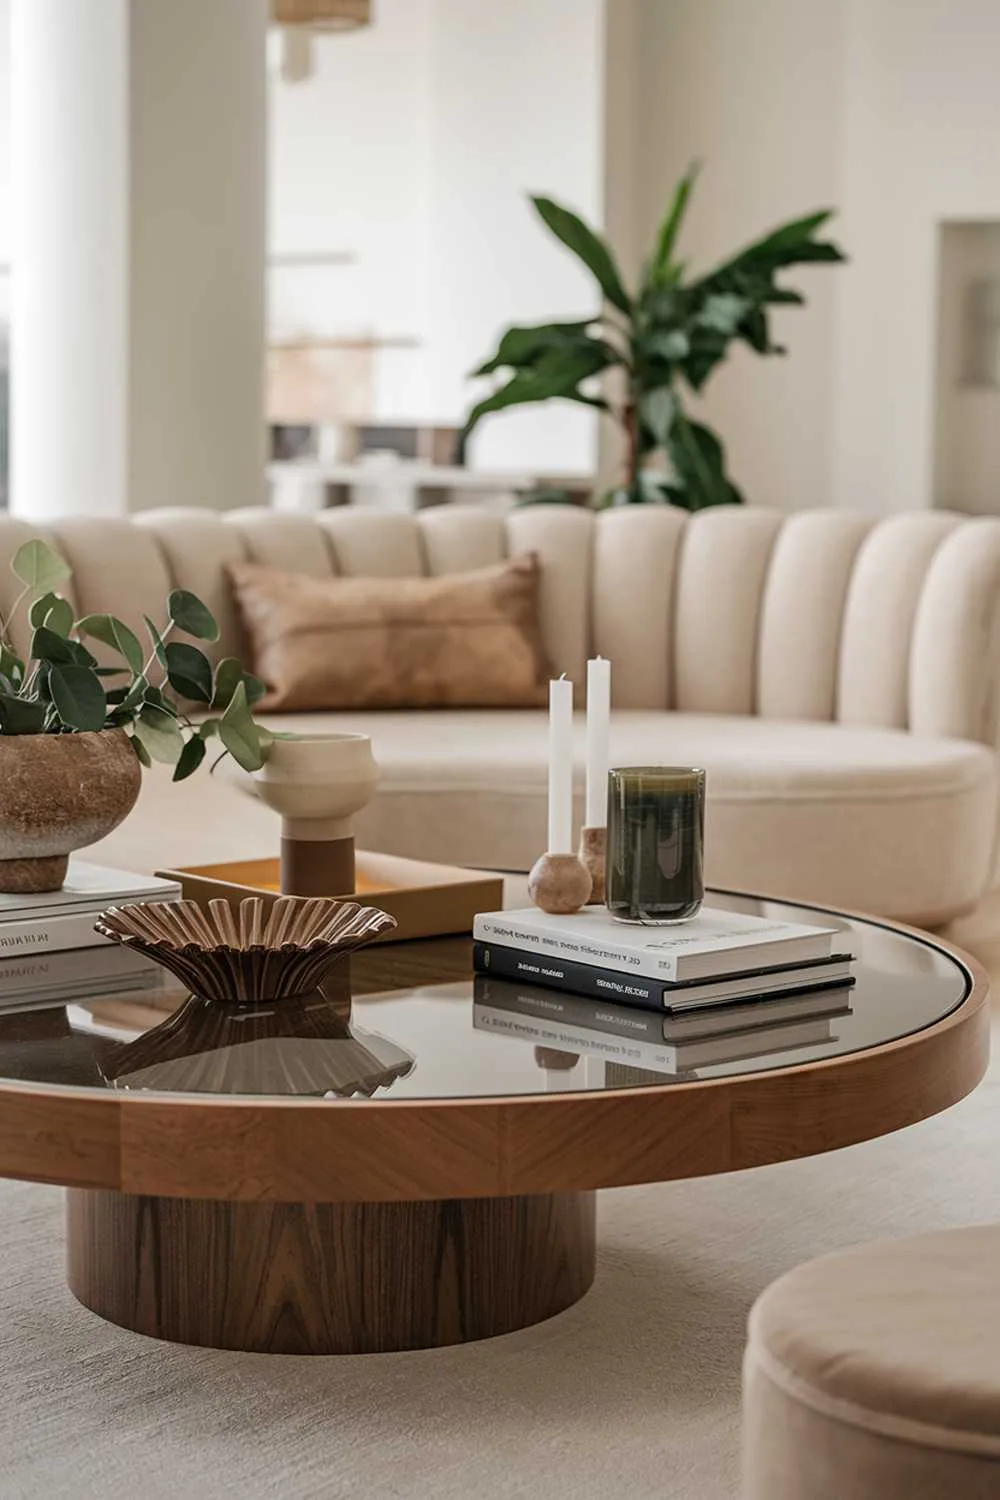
left=1, top=921, right=998, bottom=1500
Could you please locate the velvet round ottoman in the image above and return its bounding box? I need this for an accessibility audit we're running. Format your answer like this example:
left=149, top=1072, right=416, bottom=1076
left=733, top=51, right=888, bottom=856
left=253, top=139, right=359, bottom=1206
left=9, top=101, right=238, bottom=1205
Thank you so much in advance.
left=742, top=1226, right=1000, bottom=1499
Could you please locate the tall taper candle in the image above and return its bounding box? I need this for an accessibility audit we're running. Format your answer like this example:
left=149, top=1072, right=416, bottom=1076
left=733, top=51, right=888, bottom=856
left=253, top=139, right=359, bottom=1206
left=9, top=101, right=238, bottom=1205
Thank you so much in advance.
left=547, top=675, right=574, bottom=853
left=585, top=656, right=611, bottom=827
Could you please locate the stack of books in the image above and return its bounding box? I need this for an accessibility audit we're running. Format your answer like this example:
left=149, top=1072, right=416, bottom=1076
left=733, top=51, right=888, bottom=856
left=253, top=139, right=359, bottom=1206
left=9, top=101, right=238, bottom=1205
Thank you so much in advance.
left=472, top=903, right=856, bottom=1077
left=0, top=861, right=181, bottom=1011
left=473, top=975, right=852, bottom=1077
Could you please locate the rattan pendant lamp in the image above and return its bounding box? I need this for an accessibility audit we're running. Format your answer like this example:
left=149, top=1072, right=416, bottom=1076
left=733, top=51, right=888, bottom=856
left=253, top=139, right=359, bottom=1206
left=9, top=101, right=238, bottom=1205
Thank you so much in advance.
left=269, top=1, right=371, bottom=83
left=272, top=1, right=371, bottom=29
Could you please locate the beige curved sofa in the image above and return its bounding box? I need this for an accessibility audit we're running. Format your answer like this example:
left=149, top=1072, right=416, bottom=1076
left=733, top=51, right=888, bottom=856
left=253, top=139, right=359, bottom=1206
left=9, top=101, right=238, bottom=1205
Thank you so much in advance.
left=0, top=503, right=997, bottom=924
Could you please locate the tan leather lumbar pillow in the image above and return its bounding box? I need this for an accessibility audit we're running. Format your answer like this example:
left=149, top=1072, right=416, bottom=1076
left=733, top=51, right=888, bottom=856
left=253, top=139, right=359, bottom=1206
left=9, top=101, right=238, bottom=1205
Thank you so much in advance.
left=227, top=553, right=551, bottom=711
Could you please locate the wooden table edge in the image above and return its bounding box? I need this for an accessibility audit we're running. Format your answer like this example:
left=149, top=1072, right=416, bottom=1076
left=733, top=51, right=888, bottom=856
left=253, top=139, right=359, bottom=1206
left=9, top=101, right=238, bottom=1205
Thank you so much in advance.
left=0, top=895, right=989, bottom=1202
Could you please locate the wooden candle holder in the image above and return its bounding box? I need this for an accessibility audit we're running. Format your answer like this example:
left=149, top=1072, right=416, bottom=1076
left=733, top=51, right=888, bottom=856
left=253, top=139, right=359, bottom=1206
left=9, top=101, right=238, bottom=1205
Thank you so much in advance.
left=528, top=852, right=592, bottom=915
left=578, top=825, right=606, bottom=905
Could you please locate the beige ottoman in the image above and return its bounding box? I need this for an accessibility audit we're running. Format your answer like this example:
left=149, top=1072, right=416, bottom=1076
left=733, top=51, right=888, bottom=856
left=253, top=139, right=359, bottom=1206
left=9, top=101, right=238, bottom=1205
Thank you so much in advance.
left=742, top=1226, right=1000, bottom=1499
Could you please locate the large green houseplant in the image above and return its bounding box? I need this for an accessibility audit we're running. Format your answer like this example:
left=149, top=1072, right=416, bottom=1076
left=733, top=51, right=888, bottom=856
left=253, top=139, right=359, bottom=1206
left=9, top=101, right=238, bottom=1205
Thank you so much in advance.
left=460, top=165, right=846, bottom=509
left=0, top=538, right=270, bottom=893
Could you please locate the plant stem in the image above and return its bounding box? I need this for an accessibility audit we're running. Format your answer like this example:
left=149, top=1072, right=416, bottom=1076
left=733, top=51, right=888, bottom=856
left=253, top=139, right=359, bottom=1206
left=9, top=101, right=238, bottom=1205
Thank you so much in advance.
left=622, top=391, right=641, bottom=491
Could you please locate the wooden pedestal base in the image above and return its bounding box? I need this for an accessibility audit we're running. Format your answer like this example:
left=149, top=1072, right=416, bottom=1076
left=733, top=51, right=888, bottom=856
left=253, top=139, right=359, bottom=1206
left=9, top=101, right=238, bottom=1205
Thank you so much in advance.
left=280, top=833, right=355, bottom=898
left=66, top=1188, right=597, bottom=1354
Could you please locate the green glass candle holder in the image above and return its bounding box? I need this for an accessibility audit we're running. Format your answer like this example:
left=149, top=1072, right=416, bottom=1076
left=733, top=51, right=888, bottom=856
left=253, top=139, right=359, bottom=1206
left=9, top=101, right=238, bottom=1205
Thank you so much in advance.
left=606, top=767, right=705, bottom=924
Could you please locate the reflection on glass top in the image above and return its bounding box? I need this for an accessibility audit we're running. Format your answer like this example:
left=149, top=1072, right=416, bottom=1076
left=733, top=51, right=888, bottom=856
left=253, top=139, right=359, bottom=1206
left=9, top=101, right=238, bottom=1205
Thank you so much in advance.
left=0, top=892, right=972, bottom=1102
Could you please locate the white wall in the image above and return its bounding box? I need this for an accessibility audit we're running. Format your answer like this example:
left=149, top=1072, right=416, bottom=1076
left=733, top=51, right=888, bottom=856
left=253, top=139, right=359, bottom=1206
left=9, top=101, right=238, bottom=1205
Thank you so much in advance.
left=268, top=0, right=606, bottom=473
left=611, top=0, right=1000, bottom=514
left=268, top=0, right=431, bottom=421
left=0, top=0, right=10, bottom=275
left=424, top=0, right=605, bottom=473
left=614, top=0, right=845, bottom=511
left=832, top=0, right=1000, bottom=513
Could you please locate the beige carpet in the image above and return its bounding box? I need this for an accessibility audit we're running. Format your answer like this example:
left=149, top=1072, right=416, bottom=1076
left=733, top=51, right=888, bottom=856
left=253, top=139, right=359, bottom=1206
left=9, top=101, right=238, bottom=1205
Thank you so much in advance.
left=1, top=911, right=998, bottom=1500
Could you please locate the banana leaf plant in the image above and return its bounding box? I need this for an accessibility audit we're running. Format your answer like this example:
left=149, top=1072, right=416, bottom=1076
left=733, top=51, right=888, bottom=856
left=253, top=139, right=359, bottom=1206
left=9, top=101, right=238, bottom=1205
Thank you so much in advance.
left=0, top=538, right=272, bottom=779
left=459, top=165, right=846, bottom=508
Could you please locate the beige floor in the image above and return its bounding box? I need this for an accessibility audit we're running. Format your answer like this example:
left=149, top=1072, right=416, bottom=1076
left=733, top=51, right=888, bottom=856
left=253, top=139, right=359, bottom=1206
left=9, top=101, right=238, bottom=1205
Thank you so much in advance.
left=0, top=902, right=996, bottom=1498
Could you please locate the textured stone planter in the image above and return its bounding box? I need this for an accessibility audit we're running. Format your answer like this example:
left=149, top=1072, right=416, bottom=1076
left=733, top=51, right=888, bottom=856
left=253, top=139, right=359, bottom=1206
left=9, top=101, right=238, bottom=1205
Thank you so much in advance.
left=0, top=730, right=142, bottom=893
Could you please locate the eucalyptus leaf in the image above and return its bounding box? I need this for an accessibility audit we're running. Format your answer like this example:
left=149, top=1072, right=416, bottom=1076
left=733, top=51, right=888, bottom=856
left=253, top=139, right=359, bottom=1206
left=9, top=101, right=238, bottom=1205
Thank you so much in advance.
left=29, top=626, right=77, bottom=665
left=0, top=557, right=269, bottom=782
left=0, top=693, right=47, bottom=735
left=75, top=613, right=145, bottom=675
left=28, top=592, right=74, bottom=636
left=242, top=672, right=268, bottom=709
left=172, top=734, right=207, bottom=782
left=129, top=732, right=152, bottom=769
left=164, top=642, right=213, bottom=704
left=0, top=645, right=23, bottom=688
left=167, top=590, right=219, bottom=643
left=143, top=615, right=170, bottom=670
left=47, top=664, right=107, bottom=732
left=219, top=681, right=266, bottom=772
left=211, top=657, right=244, bottom=709
left=133, top=706, right=185, bottom=765
left=10, top=539, right=71, bottom=592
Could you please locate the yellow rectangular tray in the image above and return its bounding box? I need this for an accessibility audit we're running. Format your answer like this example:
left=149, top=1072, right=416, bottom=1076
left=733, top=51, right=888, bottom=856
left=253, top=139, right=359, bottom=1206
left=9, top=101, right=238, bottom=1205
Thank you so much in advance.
left=155, top=851, right=503, bottom=944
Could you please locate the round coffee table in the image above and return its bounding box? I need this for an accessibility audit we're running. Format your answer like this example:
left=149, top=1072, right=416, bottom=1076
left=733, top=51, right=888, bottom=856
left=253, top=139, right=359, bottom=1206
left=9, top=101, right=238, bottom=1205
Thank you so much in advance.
left=0, top=890, right=987, bottom=1355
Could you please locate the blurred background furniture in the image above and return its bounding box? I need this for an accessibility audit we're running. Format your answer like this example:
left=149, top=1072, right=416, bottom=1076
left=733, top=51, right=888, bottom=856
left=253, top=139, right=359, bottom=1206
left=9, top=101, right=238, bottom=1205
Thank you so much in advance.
left=0, top=503, right=996, bottom=924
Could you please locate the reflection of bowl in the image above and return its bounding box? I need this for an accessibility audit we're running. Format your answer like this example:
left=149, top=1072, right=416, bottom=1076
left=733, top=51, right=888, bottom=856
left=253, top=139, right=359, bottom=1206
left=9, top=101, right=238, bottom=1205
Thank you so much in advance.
left=94, top=895, right=396, bottom=1004
left=98, top=990, right=415, bottom=1097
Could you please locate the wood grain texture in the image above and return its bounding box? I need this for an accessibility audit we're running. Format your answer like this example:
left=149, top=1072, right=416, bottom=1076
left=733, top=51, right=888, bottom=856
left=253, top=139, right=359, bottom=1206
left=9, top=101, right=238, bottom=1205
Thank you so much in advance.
left=66, top=1188, right=596, bottom=1354
left=0, top=912, right=988, bottom=1202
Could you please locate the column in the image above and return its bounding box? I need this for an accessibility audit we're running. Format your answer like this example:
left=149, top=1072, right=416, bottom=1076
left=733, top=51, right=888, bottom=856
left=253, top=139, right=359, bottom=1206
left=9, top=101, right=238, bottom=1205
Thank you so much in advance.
left=10, top=0, right=268, bottom=520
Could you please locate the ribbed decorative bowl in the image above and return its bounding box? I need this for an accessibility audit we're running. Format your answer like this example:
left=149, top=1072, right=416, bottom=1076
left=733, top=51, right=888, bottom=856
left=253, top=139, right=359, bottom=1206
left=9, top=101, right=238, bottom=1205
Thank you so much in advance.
left=94, top=895, right=397, bottom=1004
left=98, top=993, right=416, bottom=1097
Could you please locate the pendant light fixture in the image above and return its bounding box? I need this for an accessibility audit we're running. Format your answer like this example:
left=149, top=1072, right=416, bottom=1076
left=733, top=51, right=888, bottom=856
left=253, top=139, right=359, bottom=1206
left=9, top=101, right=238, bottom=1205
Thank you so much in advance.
left=269, top=0, right=370, bottom=83
left=272, top=0, right=371, bottom=29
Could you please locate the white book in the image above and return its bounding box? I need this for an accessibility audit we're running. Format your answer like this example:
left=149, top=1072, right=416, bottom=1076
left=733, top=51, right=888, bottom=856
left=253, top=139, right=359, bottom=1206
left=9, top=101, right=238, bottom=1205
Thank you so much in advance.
left=0, top=861, right=180, bottom=959
left=0, top=901, right=178, bottom=958
left=0, top=944, right=163, bottom=1005
left=473, top=1002, right=841, bottom=1074
left=473, top=904, right=840, bottom=982
left=0, top=861, right=180, bottom=923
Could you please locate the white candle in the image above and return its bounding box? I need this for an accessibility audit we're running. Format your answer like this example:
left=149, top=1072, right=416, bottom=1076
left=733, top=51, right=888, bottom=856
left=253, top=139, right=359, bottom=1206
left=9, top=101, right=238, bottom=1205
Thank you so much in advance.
left=585, top=656, right=611, bottom=828
left=547, top=675, right=574, bottom=853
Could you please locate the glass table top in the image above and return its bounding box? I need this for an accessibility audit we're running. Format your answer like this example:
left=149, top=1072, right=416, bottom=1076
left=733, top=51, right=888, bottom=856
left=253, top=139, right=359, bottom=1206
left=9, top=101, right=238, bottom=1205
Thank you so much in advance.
left=0, top=891, right=972, bottom=1102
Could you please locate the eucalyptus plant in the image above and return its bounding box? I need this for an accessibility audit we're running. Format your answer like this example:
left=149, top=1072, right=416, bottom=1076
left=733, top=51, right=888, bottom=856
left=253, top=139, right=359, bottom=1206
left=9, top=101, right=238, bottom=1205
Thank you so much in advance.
left=0, top=538, right=269, bottom=780
left=460, top=165, right=847, bottom=509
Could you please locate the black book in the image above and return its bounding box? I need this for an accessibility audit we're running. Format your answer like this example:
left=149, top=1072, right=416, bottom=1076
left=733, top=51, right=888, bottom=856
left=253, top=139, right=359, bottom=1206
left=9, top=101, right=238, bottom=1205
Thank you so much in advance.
left=473, top=976, right=852, bottom=1073
left=472, top=940, right=855, bottom=1014
left=472, top=973, right=854, bottom=1046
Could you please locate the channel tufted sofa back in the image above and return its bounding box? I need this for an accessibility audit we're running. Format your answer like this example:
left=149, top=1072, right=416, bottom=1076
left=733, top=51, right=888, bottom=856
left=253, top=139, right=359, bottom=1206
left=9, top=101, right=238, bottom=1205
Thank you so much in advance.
left=0, top=504, right=998, bottom=746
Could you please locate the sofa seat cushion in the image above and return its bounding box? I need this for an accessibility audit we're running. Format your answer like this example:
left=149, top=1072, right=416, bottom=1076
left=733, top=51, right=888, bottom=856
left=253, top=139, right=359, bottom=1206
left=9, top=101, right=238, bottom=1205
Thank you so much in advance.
left=742, top=1226, right=1000, bottom=1499
left=93, top=710, right=997, bottom=926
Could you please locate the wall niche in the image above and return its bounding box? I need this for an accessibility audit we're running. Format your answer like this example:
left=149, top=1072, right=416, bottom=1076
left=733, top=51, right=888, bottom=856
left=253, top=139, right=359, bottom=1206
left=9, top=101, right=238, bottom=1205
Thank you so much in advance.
left=933, top=221, right=1000, bottom=514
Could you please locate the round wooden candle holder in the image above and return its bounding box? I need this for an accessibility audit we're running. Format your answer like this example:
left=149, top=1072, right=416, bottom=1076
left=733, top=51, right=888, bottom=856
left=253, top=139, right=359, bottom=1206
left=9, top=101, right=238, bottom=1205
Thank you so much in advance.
left=527, top=852, right=593, bottom=915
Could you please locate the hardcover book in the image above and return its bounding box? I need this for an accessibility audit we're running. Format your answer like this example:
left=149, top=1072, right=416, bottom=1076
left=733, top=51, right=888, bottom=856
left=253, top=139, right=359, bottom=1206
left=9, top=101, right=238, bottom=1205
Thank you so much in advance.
left=472, top=974, right=855, bottom=1045
left=473, top=940, right=854, bottom=1012
left=472, top=983, right=848, bottom=1075
left=473, top=904, right=840, bottom=982
left=0, top=861, right=180, bottom=959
